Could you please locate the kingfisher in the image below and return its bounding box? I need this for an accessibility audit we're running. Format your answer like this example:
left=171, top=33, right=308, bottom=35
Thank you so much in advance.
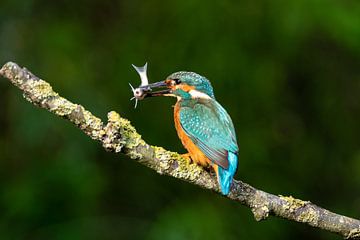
left=133, top=71, right=238, bottom=195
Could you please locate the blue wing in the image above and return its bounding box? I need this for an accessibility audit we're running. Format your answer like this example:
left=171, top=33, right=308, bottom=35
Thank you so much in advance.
left=179, top=99, right=238, bottom=169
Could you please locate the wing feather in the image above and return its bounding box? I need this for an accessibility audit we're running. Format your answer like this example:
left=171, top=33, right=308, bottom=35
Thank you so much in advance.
left=179, top=99, right=238, bottom=169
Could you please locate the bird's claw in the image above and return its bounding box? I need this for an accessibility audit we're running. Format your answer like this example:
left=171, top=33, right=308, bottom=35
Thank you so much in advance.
left=181, top=153, right=193, bottom=164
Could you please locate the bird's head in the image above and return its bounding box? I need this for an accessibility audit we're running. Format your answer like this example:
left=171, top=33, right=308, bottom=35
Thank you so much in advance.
left=142, top=71, right=215, bottom=100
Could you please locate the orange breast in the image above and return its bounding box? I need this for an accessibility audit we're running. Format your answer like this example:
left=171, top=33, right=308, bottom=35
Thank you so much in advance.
left=174, top=102, right=211, bottom=167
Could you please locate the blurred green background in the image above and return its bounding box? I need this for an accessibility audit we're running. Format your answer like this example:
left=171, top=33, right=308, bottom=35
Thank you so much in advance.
left=0, top=0, right=359, bottom=239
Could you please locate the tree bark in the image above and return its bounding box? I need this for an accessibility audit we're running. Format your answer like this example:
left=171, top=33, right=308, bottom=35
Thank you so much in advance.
left=1, top=61, right=359, bottom=239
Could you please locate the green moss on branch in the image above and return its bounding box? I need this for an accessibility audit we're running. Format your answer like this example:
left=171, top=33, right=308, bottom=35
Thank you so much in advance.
left=1, top=61, right=360, bottom=239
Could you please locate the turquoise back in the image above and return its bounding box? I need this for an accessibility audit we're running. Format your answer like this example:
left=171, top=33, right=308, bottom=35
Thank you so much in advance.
left=179, top=98, right=238, bottom=194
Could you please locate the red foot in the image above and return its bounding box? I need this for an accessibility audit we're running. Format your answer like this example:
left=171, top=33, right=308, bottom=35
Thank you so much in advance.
left=181, top=153, right=193, bottom=164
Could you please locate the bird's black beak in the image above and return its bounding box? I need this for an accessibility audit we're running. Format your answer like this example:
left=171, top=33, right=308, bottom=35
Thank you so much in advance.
left=140, top=81, right=171, bottom=97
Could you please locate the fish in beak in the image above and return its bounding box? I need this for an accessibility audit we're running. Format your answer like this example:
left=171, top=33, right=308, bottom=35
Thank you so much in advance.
left=130, top=63, right=171, bottom=108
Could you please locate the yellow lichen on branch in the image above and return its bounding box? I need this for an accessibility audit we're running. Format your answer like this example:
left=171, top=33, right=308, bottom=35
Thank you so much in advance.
left=1, top=61, right=360, bottom=239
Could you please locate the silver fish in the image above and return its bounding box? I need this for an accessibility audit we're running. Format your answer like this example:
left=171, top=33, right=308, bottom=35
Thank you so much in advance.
left=132, top=63, right=149, bottom=87
left=130, top=63, right=150, bottom=108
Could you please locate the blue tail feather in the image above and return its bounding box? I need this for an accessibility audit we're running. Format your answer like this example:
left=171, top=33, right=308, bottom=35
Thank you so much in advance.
left=217, top=152, right=238, bottom=195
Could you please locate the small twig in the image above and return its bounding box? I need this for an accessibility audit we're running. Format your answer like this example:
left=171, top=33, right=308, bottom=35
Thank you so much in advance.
left=1, top=61, right=359, bottom=239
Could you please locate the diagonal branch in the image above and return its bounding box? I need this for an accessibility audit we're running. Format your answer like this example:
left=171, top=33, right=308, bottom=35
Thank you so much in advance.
left=1, top=61, right=359, bottom=239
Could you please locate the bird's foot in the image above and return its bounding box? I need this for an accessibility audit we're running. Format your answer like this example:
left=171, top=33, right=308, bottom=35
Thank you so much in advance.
left=181, top=153, right=193, bottom=164
left=208, top=164, right=218, bottom=178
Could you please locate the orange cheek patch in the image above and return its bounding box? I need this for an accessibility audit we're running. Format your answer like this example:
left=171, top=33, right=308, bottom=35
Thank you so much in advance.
left=164, top=79, right=176, bottom=90
left=179, top=84, right=195, bottom=92
left=164, top=80, right=196, bottom=92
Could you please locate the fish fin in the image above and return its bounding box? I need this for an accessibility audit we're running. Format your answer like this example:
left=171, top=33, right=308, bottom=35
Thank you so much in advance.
left=132, top=63, right=149, bottom=86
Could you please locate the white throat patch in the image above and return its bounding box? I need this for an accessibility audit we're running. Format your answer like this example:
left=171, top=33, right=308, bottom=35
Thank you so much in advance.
left=189, top=90, right=211, bottom=100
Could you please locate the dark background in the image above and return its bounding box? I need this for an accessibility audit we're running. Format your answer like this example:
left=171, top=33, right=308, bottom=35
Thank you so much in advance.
left=0, top=0, right=360, bottom=239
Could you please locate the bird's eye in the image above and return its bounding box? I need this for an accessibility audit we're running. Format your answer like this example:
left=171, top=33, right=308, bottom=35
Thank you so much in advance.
left=173, top=78, right=181, bottom=84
